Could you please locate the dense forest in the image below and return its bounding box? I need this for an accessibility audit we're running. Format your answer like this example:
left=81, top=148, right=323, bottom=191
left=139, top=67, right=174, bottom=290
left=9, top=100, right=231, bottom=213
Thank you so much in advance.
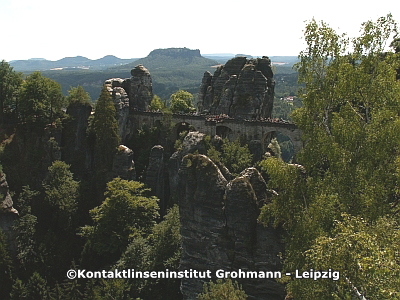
left=1, top=14, right=400, bottom=299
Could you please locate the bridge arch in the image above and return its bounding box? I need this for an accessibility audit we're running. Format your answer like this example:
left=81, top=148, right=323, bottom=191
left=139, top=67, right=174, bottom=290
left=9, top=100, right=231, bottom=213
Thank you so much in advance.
left=261, top=131, right=295, bottom=162
left=173, top=121, right=196, bottom=140
left=216, top=125, right=234, bottom=140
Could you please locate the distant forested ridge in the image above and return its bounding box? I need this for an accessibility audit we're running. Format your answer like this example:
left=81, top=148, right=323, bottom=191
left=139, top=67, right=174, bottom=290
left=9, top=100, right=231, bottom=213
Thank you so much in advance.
left=9, top=55, right=137, bottom=71
left=8, top=49, right=300, bottom=106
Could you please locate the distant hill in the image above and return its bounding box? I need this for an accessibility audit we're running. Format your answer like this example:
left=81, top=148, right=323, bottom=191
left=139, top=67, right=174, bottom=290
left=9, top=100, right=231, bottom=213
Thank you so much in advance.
left=14, top=50, right=299, bottom=101
left=116, top=47, right=218, bottom=71
left=10, top=55, right=138, bottom=71
left=109, top=48, right=219, bottom=100
left=203, top=53, right=235, bottom=64
left=270, top=56, right=299, bottom=64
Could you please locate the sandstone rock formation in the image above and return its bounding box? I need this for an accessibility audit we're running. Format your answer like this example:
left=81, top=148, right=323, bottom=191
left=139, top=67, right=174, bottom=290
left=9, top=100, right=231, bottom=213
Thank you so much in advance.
left=128, top=65, right=153, bottom=111
left=0, top=173, right=18, bottom=256
left=178, top=155, right=285, bottom=299
left=197, top=56, right=275, bottom=119
left=145, top=145, right=165, bottom=214
left=111, top=145, right=136, bottom=180
left=178, top=154, right=230, bottom=299
left=0, top=174, right=17, bottom=215
left=104, top=78, right=131, bottom=141
left=104, top=65, right=153, bottom=142
left=168, top=131, right=208, bottom=202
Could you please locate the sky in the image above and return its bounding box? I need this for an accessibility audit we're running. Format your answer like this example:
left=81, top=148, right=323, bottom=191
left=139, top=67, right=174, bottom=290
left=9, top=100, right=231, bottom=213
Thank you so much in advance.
left=0, top=0, right=399, bottom=62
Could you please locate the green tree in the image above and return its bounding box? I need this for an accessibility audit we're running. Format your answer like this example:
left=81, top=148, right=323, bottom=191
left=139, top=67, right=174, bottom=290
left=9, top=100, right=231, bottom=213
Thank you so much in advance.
left=66, top=85, right=91, bottom=105
left=10, top=279, right=28, bottom=300
left=289, top=214, right=400, bottom=299
left=0, top=229, right=13, bottom=296
left=169, top=90, right=195, bottom=113
left=112, top=205, right=181, bottom=300
left=19, top=72, right=65, bottom=124
left=13, top=213, right=38, bottom=272
left=259, top=14, right=400, bottom=299
left=42, top=161, right=79, bottom=231
left=207, top=138, right=253, bottom=176
left=149, top=95, right=166, bottom=111
left=80, top=178, right=159, bottom=262
left=15, top=185, right=39, bottom=216
left=148, top=205, right=181, bottom=270
left=92, top=85, right=120, bottom=170
left=198, top=279, right=247, bottom=300
left=26, top=272, right=49, bottom=300
left=0, top=60, right=22, bottom=122
left=62, top=278, right=83, bottom=300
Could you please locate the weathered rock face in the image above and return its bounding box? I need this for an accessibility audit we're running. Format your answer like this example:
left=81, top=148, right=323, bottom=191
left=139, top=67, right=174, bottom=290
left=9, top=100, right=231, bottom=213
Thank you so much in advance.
left=111, top=145, right=136, bottom=181
left=61, top=102, right=93, bottom=177
left=128, top=65, right=153, bottom=111
left=145, top=145, right=165, bottom=214
left=248, top=140, right=263, bottom=164
left=0, top=173, right=18, bottom=256
left=178, top=156, right=285, bottom=300
left=197, top=56, right=275, bottom=119
left=104, top=65, right=153, bottom=142
left=168, top=131, right=208, bottom=202
left=104, top=78, right=131, bottom=141
left=178, top=154, right=230, bottom=299
left=0, top=174, right=17, bottom=215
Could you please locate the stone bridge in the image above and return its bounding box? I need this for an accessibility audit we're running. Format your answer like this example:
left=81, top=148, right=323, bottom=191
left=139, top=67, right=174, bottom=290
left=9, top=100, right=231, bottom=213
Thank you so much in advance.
left=130, top=111, right=303, bottom=155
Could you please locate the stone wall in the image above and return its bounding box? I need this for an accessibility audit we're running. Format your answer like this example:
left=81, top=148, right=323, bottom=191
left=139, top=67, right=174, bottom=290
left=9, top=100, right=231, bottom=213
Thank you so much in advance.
left=130, top=112, right=302, bottom=155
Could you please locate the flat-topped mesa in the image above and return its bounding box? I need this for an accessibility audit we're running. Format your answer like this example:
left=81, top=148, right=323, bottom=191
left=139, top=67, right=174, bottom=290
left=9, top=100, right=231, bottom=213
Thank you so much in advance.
left=197, top=56, right=275, bottom=119
left=147, top=47, right=201, bottom=59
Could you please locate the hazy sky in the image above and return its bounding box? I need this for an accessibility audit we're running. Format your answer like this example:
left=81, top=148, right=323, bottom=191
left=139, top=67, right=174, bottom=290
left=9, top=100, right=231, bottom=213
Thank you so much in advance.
left=0, top=0, right=399, bottom=61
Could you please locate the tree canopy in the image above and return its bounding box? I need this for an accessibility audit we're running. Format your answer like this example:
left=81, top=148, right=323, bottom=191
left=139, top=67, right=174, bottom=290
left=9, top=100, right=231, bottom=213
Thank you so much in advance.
left=0, top=60, right=22, bottom=122
left=66, top=85, right=91, bottom=106
left=80, top=178, right=159, bottom=261
left=169, top=89, right=195, bottom=113
left=259, top=14, right=400, bottom=299
left=19, top=72, right=65, bottom=124
left=92, top=85, right=120, bottom=169
left=198, top=279, right=248, bottom=300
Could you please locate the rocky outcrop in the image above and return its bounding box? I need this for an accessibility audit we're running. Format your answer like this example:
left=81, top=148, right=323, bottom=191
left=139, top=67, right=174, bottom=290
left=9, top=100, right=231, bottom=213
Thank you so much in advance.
left=0, top=174, right=17, bottom=215
left=0, top=173, right=18, bottom=256
left=197, top=71, right=213, bottom=112
left=128, top=65, right=153, bottom=111
left=178, top=156, right=285, bottom=300
left=111, top=145, right=136, bottom=180
left=104, top=65, right=153, bottom=142
left=168, top=132, right=208, bottom=202
left=104, top=78, right=131, bottom=141
left=178, top=154, right=230, bottom=299
left=197, top=56, right=275, bottom=119
left=248, top=140, right=263, bottom=164
left=145, top=145, right=165, bottom=213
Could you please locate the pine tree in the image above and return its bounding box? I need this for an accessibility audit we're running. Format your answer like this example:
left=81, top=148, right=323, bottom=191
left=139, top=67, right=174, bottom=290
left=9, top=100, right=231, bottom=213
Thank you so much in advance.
left=92, top=85, right=120, bottom=171
left=10, top=279, right=28, bottom=300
